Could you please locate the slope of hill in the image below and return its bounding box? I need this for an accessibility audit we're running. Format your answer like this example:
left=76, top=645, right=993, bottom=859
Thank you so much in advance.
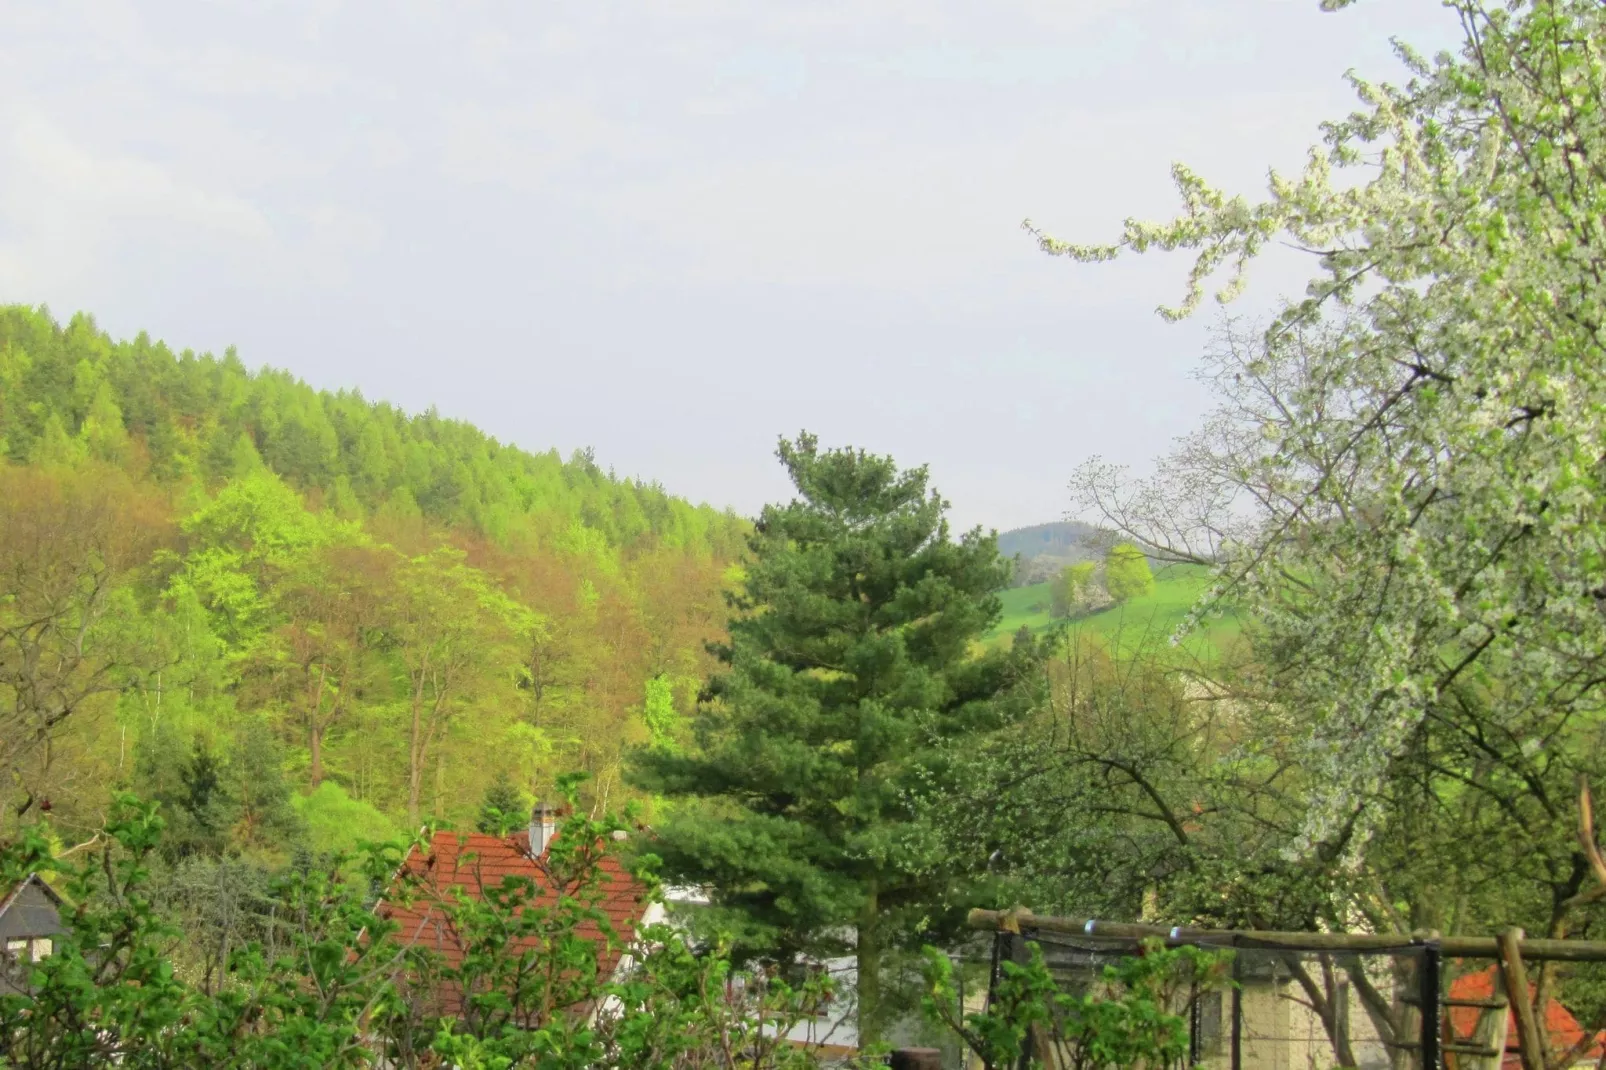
left=987, top=563, right=1242, bottom=658
left=0, top=305, right=740, bottom=855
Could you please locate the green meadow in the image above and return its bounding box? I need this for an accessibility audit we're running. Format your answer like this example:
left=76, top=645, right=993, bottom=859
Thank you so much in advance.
left=986, top=563, right=1242, bottom=658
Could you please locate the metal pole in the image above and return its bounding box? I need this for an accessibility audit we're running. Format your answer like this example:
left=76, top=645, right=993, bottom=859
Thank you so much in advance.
left=1420, top=940, right=1443, bottom=1070
left=1231, top=955, right=1242, bottom=1070
left=1010, top=932, right=1034, bottom=1070
left=1189, top=981, right=1202, bottom=1067
left=983, top=931, right=1003, bottom=1070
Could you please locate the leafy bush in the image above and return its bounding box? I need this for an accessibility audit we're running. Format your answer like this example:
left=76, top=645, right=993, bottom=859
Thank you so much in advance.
left=922, top=936, right=1232, bottom=1070
left=0, top=788, right=875, bottom=1069
left=293, top=781, right=401, bottom=856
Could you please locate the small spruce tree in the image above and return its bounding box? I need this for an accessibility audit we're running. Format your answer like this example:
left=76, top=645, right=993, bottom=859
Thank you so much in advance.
left=476, top=772, right=526, bottom=836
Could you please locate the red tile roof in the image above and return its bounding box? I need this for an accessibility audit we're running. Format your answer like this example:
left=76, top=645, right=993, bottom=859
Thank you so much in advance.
left=1448, top=966, right=1606, bottom=1069
left=380, top=829, right=650, bottom=1024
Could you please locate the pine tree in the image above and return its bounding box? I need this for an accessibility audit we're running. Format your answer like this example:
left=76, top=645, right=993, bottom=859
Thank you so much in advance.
left=476, top=771, right=526, bottom=836
left=631, top=433, right=1037, bottom=1042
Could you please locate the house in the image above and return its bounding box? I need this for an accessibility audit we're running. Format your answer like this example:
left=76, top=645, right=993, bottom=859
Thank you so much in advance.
left=1446, top=966, right=1605, bottom=1070
left=382, top=811, right=879, bottom=1063
left=0, top=874, right=65, bottom=996
left=380, top=804, right=660, bottom=1026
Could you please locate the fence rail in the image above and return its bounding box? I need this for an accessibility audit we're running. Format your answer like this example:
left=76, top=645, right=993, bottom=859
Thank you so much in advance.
left=965, top=910, right=1606, bottom=1070
left=967, top=909, right=1606, bottom=963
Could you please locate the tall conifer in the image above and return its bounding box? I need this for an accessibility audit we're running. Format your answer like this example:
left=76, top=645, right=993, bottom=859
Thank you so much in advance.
left=631, top=433, right=1037, bottom=1041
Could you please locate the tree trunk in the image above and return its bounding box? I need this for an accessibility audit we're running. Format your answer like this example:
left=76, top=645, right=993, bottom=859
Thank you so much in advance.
left=309, top=722, right=323, bottom=790
left=858, top=884, right=882, bottom=1047
left=408, top=681, right=425, bottom=826
left=308, top=664, right=328, bottom=790
left=434, top=750, right=444, bottom=819
left=1288, top=955, right=1360, bottom=1070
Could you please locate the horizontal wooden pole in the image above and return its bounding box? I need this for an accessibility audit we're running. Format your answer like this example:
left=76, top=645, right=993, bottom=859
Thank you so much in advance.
left=965, top=910, right=1606, bottom=963
left=1396, top=1040, right=1503, bottom=1057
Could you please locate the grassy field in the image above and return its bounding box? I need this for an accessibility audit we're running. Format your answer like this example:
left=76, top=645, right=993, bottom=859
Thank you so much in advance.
left=985, top=563, right=1242, bottom=658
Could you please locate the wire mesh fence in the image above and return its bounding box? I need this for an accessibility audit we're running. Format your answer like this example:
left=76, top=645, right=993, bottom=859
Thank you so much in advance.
left=988, top=923, right=1498, bottom=1070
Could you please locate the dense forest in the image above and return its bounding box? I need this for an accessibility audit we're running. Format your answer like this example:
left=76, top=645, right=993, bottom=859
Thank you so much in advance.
left=0, top=304, right=745, bottom=859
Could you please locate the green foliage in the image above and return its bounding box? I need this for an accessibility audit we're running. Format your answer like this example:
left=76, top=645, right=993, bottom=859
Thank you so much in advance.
left=1102, top=545, right=1153, bottom=604
left=292, top=782, right=400, bottom=856
left=0, top=305, right=745, bottom=556
left=0, top=791, right=868, bottom=1069
left=228, top=720, right=303, bottom=852
left=133, top=721, right=301, bottom=860
left=1049, top=561, right=1100, bottom=619
left=631, top=433, right=1040, bottom=1041
left=922, top=938, right=1232, bottom=1070
left=640, top=674, right=680, bottom=750
left=0, top=304, right=742, bottom=862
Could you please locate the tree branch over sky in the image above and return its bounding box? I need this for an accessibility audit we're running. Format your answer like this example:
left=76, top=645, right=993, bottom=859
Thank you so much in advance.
left=1047, top=0, right=1606, bottom=846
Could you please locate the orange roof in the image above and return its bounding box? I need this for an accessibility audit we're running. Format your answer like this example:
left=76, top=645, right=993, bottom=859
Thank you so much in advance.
left=381, top=829, right=650, bottom=1024
left=1448, top=966, right=1606, bottom=1069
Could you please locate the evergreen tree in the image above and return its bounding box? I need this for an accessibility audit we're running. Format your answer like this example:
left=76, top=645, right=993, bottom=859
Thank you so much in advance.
left=476, top=772, right=526, bottom=836
left=134, top=731, right=235, bottom=858
left=631, top=433, right=1037, bottom=1042
left=227, top=719, right=302, bottom=853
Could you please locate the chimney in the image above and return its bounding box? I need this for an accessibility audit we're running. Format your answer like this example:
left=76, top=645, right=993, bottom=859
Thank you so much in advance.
left=529, top=801, right=561, bottom=856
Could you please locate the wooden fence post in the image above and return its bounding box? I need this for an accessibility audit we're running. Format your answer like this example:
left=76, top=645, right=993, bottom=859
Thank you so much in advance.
left=999, top=909, right=1060, bottom=1070
left=1498, top=927, right=1547, bottom=1070
left=1421, top=937, right=1443, bottom=1070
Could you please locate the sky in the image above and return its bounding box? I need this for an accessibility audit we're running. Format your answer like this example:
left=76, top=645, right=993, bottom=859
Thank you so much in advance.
left=0, top=0, right=1463, bottom=532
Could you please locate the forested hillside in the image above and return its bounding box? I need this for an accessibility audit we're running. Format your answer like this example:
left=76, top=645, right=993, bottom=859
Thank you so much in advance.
left=0, top=305, right=745, bottom=858
left=993, top=521, right=1097, bottom=561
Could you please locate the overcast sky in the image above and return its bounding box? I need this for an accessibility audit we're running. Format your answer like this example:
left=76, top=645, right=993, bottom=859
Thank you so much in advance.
left=0, top=1, right=1461, bottom=532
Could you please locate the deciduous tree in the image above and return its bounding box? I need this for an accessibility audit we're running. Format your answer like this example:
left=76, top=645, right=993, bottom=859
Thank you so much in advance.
left=379, top=548, right=518, bottom=825
left=0, top=464, right=170, bottom=820
left=1102, top=544, right=1153, bottom=604
left=1047, top=0, right=1606, bottom=850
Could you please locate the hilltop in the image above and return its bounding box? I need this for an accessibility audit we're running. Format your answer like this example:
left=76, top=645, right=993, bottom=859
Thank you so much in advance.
left=994, top=519, right=1105, bottom=586
left=0, top=306, right=744, bottom=556
left=994, top=520, right=1100, bottom=560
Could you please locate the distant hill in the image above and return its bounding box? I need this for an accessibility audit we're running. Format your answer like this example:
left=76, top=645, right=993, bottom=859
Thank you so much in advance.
left=995, top=520, right=1100, bottom=560
left=993, top=520, right=1105, bottom=587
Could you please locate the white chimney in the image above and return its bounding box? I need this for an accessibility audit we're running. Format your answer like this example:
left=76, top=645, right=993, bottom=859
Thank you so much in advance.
left=529, top=801, right=560, bottom=856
